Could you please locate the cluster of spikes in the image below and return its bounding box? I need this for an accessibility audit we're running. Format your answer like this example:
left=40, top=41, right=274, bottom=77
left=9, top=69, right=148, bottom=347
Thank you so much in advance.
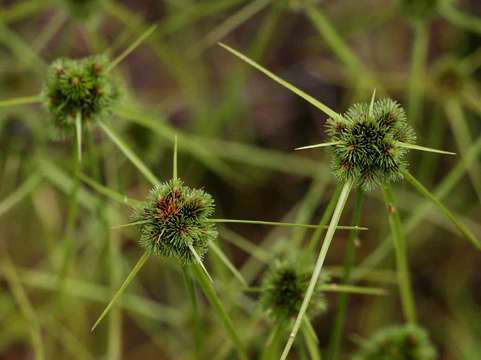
left=353, top=325, right=437, bottom=360
left=42, top=55, right=120, bottom=131
left=260, top=260, right=328, bottom=322
left=325, top=98, right=416, bottom=191
left=134, top=179, right=217, bottom=264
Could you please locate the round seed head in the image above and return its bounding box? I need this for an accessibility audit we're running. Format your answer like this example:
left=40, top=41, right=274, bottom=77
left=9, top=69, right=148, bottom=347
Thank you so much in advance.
left=135, top=179, right=217, bottom=265
left=42, top=55, right=120, bottom=131
left=353, top=324, right=437, bottom=360
left=260, top=260, right=328, bottom=322
left=326, top=98, right=416, bottom=191
left=399, top=0, right=439, bottom=20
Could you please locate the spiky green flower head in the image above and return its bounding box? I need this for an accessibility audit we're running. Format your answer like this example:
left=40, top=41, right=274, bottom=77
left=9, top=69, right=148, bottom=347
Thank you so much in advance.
left=431, top=57, right=467, bottom=98
left=134, top=179, right=217, bottom=265
left=260, top=260, right=328, bottom=322
left=353, top=325, right=437, bottom=360
left=42, top=55, right=120, bottom=132
left=326, top=98, right=416, bottom=191
left=398, top=0, right=439, bottom=20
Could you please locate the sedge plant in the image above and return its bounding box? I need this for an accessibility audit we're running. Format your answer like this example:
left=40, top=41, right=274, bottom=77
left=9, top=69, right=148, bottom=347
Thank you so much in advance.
left=219, top=42, right=480, bottom=359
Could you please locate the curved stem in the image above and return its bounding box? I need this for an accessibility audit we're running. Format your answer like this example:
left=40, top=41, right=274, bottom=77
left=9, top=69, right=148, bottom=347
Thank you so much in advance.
left=280, top=179, right=353, bottom=360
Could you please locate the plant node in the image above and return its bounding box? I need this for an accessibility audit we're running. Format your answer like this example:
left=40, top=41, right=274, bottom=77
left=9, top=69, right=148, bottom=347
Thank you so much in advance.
left=260, top=260, right=328, bottom=322
left=42, top=55, right=120, bottom=131
left=326, top=98, right=416, bottom=190
left=353, top=324, right=437, bottom=360
left=135, top=179, right=217, bottom=264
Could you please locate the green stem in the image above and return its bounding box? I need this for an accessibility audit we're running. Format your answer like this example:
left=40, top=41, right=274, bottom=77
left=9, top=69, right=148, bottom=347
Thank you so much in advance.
left=191, top=262, right=247, bottom=360
left=382, top=185, right=417, bottom=324
left=0, top=95, right=42, bottom=107
left=98, top=120, right=160, bottom=186
left=407, top=21, right=428, bottom=126
left=91, top=251, right=151, bottom=331
left=402, top=169, right=480, bottom=249
left=0, top=173, right=42, bottom=216
left=280, top=180, right=353, bottom=360
left=75, top=112, right=82, bottom=163
left=440, top=4, right=481, bottom=36
left=208, top=218, right=365, bottom=230
left=209, top=242, right=247, bottom=286
left=182, top=267, right=204, bottom=358
left=327, top=189, right=364, bottom=360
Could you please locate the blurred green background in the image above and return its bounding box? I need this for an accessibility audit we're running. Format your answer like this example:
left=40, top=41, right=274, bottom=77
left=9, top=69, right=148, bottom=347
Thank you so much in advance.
left=0, top=0, right=480, bottom=359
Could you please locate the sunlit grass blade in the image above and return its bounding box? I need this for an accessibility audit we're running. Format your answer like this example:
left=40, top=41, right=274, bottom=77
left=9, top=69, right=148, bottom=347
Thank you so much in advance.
left=402, top=169, right=480, bottom=249
left=0, top=94, right=42, bottom=107
left=208, top=218, right=366, bottom=231
left=382, top=185, right=417, bottom=324
left=106, top=24, right=158, bottom=71
left=188, top=244, right=213, bottom=283
left=219, top=42, right=340, bottom=120
left=78, top=173, right=141, bottom=207
left=209, top=242, right=247, bottom=286
left=280, top=179, right=353, bottom=360
left=111, top=220, right=150, bottom=229
left=319, top=284, right=387, bottom=296
left=0, top=173, right=42, bottom=216
left=91, top=251, right=151, bottom=331
left=75, top=112, right=82, bottom=163
left=397, top=142, right=456, bottom=155
left=192, top=0, right=271, bottom=55
left=98, top=120, right=160, bottom=186
left=191, top=262, right=247, bottom=360
left=294, top=141, right=340, bottom=151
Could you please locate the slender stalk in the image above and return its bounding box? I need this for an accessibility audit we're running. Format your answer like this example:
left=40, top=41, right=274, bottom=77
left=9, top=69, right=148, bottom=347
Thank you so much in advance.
left=192, top=0, right=271, bottom=55
left=209, top=242, right=247, bottom=286
left=0, top=95, right=42, bottom=107
left=397, top=141, right=456, bottom=155
left=75, top=112, right=82, bottom=163
left=188, top=244, right=213, bottom=283
left=191, top=262, right=247, bottom=360
left=319, top=284, right=386, bottom=295
left=106, top=24, right=158, bottom=71
left=208, top=218, right=365, bottom=230
left=382, top=185, right=417, bottom=324
left=98, top=120, right=160, bottom=186
left=173, top=134, right=178, bottom=180
left=182, top=267, right=204, bottom=358
left=302, top=319, right=321, bottom=360
left=219, top=42, right=340, bottom=120
left=280, top=179, right=353, bottom=360
left=440, top=4, right=481, bottom=36
left=91, top=251, right=151, bottom=331
left=401, top=169, right=480, bottom=249
left=407, top=21, right=428, bottom=126
left=295, top=141, right=341, bottom=151
left=327, top=189, right=364, bottom=360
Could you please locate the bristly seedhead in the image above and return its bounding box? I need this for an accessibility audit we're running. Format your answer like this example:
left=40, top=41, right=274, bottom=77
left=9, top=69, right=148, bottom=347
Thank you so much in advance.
left=42, top=55, right=120, bottom=131
left=260, top=260, right=328, bottom=322
left=326, top=98, right=416, bottom=191
left=399, top=0, right=439, bottom=20
left=135, top=179, right=217, bottom=264
left=353, top=325, right=437, bottom=360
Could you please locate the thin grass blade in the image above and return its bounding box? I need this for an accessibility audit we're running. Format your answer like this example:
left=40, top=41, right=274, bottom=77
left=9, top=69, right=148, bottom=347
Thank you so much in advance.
left=209, top=242, right=247, bottom=286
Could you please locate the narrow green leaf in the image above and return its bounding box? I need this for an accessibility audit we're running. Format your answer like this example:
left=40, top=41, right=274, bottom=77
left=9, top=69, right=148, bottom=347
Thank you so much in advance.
left=0, top=94, right=42, bottom=107
left=191, top=263, right=248, bottom=360
left=319, top=284, right=387, bottom=296
left=397, top=142, right=456, bottom=155
left=209, top=242, right=247, bottom=286
left=91, top=251, right=150, bottom=331
left=111, top=220, right=150, bottom=229
left=219, top=42, right=340, bottom=120
left=402, top=170, right=480, bottom=249
left=208, top=218, right=366, bottom=231
left=294, top=141, right=340, bottom=151
left=107, top=24, right=158, bottom=71
left=188, top=244, right=213, bottom=283
left=99, top=120, right=160, bottom=186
